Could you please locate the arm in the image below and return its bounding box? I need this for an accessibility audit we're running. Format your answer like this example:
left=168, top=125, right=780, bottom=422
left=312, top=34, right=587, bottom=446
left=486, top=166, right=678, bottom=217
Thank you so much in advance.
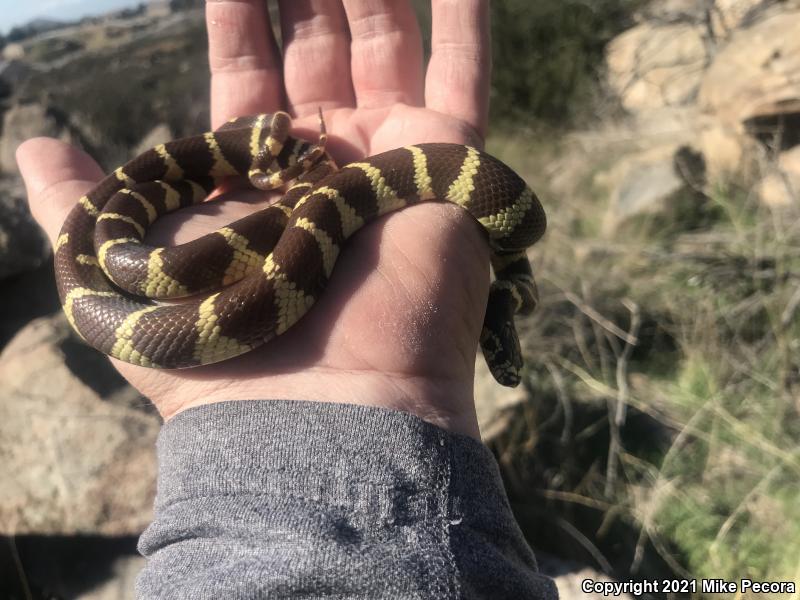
left=18, top=1, right=556, bottom=598
left=137, top=400, right=558, bottom=599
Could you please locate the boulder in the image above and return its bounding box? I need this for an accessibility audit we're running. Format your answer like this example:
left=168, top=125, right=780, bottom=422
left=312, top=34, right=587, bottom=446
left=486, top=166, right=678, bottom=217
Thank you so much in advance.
left=599, top=144, right=700, bottom=235
left=1, top=43, right=25, bottom=61
left=699, top=10, right=800, bottom=130
left=710, top=0, right=775, bottom=37
left=697, top=120, right=751, bottom=180
left=0, top=176, right=50, bottom=279
left=756, top=144, right=800, bottom=207
left=637, top=0, right=780, bottom=34
left=606, top=22, right=708, bottom=113
left=0, top=313, right=160, bottom=536
left=605, top=162, right=682, bottom=234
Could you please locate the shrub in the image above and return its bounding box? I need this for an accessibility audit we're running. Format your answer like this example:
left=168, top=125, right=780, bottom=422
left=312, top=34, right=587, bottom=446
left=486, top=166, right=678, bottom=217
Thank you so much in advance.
left=490, top=0, right=645, bottom=129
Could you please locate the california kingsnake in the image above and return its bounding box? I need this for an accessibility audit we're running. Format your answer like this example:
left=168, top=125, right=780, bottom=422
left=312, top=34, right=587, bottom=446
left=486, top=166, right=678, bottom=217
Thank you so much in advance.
left=54, top=112, right=546, bottom=386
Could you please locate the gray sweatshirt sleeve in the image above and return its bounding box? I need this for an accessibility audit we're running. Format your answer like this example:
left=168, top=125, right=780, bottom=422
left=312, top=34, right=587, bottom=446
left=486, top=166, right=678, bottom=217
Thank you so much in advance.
left=136, top=399, right=558, bottom=599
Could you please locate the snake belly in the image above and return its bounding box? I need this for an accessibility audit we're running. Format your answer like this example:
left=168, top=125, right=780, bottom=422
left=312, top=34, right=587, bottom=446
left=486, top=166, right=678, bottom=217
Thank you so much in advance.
left=54, top=113, right=546, bottom=386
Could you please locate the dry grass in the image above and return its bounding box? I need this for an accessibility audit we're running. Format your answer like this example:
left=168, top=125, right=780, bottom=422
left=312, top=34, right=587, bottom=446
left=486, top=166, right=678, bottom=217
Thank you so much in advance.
left=488, top=132, right=800, bottom=596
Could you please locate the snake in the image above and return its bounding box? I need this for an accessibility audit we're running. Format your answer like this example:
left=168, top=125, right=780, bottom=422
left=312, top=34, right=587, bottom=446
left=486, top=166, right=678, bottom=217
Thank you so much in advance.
left=54, top=112, right=546, bottom=387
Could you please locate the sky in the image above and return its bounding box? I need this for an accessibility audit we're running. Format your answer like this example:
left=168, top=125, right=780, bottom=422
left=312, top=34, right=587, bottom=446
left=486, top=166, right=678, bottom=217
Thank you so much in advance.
left=1, top=0, right=143, bottom=35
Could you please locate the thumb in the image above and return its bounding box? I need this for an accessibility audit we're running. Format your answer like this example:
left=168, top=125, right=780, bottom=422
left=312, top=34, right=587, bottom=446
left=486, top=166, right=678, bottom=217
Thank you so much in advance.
left=17, top=137, right=105, bottom=246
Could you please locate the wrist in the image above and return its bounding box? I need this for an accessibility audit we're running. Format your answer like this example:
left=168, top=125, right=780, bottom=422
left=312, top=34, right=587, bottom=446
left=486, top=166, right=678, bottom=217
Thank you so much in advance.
left=121, top=362, right=480, bottom=439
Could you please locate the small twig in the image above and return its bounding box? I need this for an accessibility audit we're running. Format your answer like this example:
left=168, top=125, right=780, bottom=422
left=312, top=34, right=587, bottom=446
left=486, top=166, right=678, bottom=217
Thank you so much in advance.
left=722, top=351, right=780, bottom=394
left=572, top=317, right=598, bottom=373
left=605, top=299, right=641, bottom=498
left=645, top=523, right=695, bottom=579
left=711, top=404, right=800, bottom=471
left=564, top=290, right=639, bottom=346
left=597, top=503, right=628, bottom=539
left=575, top=416, right=610, bottom=442
left=708, top=464, right=783, bottom=568
left=7, top=522, right=33, bottom=600
left=557, top=357, right=694, bottom=437
left=544, top=359, right=573, bottom=444
left=554, top=515, right=614, bottom=574
left=585, top=281, right=615, bottom=390
left=780, top=284, right=800, bottom=330
left=537, top=489, right=613, bottom=511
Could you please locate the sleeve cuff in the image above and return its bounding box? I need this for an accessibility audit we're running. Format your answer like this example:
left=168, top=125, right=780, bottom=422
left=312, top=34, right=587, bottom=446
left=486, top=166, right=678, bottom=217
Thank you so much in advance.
left=138, top=399, right=558, bottom=599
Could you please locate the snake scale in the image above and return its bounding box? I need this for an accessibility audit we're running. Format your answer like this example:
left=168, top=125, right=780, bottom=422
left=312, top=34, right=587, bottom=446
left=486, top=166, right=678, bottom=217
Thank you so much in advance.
left=54, top=112, right=546, bottom=387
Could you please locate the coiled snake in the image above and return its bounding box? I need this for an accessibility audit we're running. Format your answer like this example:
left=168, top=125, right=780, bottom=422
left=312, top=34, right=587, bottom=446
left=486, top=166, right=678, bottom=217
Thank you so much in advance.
left=54, top=113, right=546, bottom=387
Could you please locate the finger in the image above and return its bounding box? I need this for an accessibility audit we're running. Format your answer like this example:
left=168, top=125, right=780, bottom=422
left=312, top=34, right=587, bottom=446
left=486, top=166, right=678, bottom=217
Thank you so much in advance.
left=425, top=0, right=490, bottom=139
left=279, top=0, right=355, bottom=116
left=17, top=138, right=104, bottom=246
left=343, top=0, right=424, bottom=108
left=207, top=0, right=284, bottom=127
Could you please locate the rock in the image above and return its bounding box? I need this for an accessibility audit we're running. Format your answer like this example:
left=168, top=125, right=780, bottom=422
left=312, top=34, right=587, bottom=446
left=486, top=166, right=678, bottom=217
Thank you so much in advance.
left=146, top=0, right=172, bottom=19
left=621, top=108, right=749, bottom=182
left=600, top=144, right=691, bottom=235
left=0, top=103, right=75, bottom=174
left=781, top=143, right=800, bottom=174
left=638, top=0, right=780, bottom=34
left=537, top=554, right=636, bottom=600
left=602, top=2, right=800, bottom=184
left=630, top=106, right=700, bottom=138
left=568, top=106, right=704, bottom=164
left=133, top=123, right=173, bottom=156
left=0, top=313, right=160, bottom=536
left=606, top=22, right=708, bottom=113
left=710, top=0, right=774, bottom=37
left=699, top=10, right=800, bottom=130
left=697, top=121, right=750, bottom=180
left=77, top=555, right=144, bottom=600
left=609, top=161, right=682, bottom=230
left=1, top=43, right=25, bottom=61
left=756, top=145, right=800, bottom=207
left=638, top=0, right=710, bottom=24
left=474, top=352, right=528, bottom=440
left=0, top=176, right=50, bottom=279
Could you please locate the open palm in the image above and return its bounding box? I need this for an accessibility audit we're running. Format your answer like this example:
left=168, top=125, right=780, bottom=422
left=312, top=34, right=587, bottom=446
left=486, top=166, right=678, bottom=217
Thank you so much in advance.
left=18, top=0, right=492, bottom=438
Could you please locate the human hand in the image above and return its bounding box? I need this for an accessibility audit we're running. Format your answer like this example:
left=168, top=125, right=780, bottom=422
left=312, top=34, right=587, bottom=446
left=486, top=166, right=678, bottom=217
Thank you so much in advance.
left=18, top=0, right=492, bottom=439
